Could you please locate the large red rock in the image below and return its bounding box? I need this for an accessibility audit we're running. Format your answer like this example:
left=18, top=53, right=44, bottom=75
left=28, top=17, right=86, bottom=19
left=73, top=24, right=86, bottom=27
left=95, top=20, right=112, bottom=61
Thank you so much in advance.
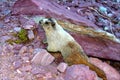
left=71, top=33, right=120, bottom=61
left=12, top=0, right=98, bottom=29
left=31, top=48, right=55, bottom=66
left=65, top=65, right=98, bottom=80
left=89, top=58, right=120, bottom=80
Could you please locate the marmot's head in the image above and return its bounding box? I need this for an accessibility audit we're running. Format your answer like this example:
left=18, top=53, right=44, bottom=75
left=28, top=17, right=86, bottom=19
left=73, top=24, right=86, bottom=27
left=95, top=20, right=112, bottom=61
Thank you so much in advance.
left=39, top=18, right=57, bottom=32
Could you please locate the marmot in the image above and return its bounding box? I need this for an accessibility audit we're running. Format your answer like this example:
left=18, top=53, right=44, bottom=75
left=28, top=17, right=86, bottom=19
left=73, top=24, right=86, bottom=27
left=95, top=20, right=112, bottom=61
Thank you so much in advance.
left=39, top=18, right=107, bottom=80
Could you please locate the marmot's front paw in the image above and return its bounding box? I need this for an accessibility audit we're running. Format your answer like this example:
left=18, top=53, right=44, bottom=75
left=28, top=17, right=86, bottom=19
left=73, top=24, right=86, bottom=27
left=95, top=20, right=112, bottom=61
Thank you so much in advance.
left=47, top=46, right=59, bottom=52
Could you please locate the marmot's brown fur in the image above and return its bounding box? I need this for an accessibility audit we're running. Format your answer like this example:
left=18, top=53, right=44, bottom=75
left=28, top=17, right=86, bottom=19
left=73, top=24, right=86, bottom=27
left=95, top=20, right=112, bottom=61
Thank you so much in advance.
left=39, top=18, right=107, bottom=80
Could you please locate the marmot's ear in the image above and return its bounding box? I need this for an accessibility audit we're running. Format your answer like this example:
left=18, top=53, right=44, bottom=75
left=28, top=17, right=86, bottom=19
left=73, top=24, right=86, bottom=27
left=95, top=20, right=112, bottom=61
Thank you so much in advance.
left=48, top=18, right=52, bottom=22
left=48, top=18, right=56, bottom=27
left=48, top=18, right=56, bottom=23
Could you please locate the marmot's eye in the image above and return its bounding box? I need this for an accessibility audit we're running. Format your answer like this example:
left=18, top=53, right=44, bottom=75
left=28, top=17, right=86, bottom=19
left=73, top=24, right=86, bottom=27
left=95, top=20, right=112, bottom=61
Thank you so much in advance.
left=45, top=22, right=49, bottom=24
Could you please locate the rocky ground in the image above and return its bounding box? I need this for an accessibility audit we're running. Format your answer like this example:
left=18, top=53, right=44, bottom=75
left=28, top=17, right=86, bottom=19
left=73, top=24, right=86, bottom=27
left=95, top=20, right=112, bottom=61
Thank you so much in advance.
left=0, top=0, right=120, bottom=80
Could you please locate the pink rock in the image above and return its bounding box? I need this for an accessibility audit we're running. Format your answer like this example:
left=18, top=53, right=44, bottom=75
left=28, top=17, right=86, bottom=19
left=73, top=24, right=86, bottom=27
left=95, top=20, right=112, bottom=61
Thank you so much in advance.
left=0, top=35, right=11, bottom=43
left=57, top=62, right=68, bottom=72
left=31, top=48, right=55, bottom=66
left=65, top=65, right=98, bottom=80
left=13, top=60, right=22, bottom=69
left=31, top=65, right=57, bottom=75
left=19, top=46, right=27, bottom=54
left=89, top=58, right=120, bottom=80
left=1, top=44, right=14, bottom=55
left=27, top=30, right=35, bottom=40
left=14, top=77, right=24, bottom=80
left=13, top=44, right=23, bottom=50
left=22, top=19, right=36, bottom=29
left=71, top=33, right=120, bottom=61
left=31, top=67, right=42, bottom=75
left=22, top=56, right=30, bottom=63
left=23, top=25, right=34, bottom=30
left=27, top=46, right=34, bottom=53
left=20, top=65, right=32, bottom=72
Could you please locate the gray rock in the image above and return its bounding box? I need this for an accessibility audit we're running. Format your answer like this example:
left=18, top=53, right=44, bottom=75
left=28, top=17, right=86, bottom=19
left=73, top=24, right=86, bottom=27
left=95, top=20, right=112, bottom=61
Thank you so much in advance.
left=13, top=27, right=21, bottom=32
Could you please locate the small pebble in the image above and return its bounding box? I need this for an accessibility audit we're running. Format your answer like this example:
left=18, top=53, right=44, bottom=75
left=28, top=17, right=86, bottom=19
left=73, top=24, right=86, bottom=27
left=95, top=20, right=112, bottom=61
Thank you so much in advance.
left=13, top=60, right=22, bottom=69
left=99, top=6, right=107, bottom=14
left=28, top=46, right=34, bottom=53
left=4, top=18, right=10, bottom=23
left=98, top=77, right=103, bottom=80
left=20, top=65, right=32, bottom=72
left=16, top=69, right=22, bottom=74
left=13, top=27, right=21, bottom=32
left=19, top=46, right=27, bottom=54
left=57, top=62, right=68, bottom=72
left=66, top=7, right=70, bottom=10
left=108, top=13, right=113, bottom=17
left=2, top=9, right=11, bottom=15
left=28, top=30, right=35, bottom=40
left=104, top=26, right=109, bottom=31
left=33, top=48, right=42, bottom=54
left=23, top=25, right=34, bottom=29
left=0, top=23, right=4, bottom=28
left=22, top=56, right=29, bottom=62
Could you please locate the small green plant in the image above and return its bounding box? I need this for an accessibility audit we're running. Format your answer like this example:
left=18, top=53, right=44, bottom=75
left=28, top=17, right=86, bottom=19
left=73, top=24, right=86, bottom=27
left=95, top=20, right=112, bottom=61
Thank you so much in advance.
left=17, top=29, right=28, bottom=43
left=7, top=29, right=29, bottom=44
